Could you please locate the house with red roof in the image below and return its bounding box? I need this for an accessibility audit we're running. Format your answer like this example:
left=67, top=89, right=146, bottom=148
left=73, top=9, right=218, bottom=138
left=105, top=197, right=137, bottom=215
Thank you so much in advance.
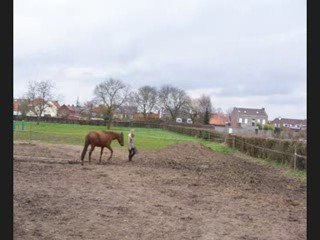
left=57, top=104, right=81, bottom=119
left=209, top=113, right=229, bottom=126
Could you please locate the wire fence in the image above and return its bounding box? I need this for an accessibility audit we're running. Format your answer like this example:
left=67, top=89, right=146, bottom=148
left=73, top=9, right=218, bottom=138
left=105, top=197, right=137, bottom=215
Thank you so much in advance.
left=13, top=120, right=306, bottom=171
left=231, top=136, right=307, bottom=171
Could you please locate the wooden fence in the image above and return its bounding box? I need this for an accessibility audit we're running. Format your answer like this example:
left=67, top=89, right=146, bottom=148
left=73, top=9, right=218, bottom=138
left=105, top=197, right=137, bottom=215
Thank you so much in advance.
left=13, top=116, right=306, bottom=170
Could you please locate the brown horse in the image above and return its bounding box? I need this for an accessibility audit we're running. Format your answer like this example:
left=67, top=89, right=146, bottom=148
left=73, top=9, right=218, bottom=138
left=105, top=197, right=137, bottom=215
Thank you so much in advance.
left=81, top=131, right=124, bottom=165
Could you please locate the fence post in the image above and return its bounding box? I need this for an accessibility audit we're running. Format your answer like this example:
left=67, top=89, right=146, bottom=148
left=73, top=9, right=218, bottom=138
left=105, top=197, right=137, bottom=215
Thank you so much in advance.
left=242, top=138, right=244, bottom=151
left=293, top=145, right=297, bottom=171
left=232, top=135, right=235, bottom=149
left=29, top=123, right=32, bottom=143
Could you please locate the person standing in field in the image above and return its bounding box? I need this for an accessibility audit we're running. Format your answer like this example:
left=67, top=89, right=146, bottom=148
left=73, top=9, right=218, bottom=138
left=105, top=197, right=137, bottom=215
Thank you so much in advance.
left=128, top=129, right=137, bottom=161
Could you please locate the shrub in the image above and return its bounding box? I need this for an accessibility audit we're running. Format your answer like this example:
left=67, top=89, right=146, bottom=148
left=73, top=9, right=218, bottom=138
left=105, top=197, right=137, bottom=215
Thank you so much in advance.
left=263, top=124, right=275, bottom=131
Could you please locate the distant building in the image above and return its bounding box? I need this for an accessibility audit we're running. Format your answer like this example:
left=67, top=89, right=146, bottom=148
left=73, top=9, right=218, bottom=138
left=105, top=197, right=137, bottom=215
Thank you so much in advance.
left=159, top=107, right=171, bottom=119
left=13, top=99, right=22, bottom=116
left=271, top=117, right=306, bottom=131
left=26, top=99, right=60, bottom=117
left=209, top=113, right=229, bottom=126
left=113, top=106, right=138, bottom=120
left=230, top=107, right=268, bottom=128
left=57, top=104, right=80, bottom=119
left=132, top=113, right=160, bottom=121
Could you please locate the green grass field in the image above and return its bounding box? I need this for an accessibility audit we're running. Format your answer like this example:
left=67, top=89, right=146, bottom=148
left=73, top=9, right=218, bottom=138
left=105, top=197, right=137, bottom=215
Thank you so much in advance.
left=13, top=121, right=233, bottom=153
left=13, top=121, right=306, bottom=182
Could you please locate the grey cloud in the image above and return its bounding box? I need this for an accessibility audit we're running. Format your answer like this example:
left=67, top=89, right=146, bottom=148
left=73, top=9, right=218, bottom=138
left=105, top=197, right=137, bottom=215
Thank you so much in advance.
left=14, top=0, right=306, bottom=119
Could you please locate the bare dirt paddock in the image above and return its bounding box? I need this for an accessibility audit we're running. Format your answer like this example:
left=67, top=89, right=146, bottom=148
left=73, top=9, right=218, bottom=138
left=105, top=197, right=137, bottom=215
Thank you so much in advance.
left=14, top=141, right=306, bottom=240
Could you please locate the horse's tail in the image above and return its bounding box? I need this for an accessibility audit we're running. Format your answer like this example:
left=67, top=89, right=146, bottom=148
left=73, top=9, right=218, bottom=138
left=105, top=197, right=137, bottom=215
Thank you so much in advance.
left=81, top=138, right=89, bottom=164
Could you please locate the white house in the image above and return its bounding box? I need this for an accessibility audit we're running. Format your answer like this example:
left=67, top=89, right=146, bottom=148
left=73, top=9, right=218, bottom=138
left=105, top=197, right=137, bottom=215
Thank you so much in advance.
left=26, top=100, right=60, bottom=117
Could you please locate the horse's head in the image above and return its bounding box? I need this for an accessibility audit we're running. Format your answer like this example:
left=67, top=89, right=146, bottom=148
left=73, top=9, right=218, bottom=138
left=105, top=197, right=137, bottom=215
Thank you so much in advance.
left=118, top=132, right=124, bottom=146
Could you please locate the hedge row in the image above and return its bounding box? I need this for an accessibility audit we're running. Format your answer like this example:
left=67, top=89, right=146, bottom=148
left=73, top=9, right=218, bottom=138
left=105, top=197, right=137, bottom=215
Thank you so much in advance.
left=227, top=135, right=307, bottom=170
left=13, top=115, right=106, bottom=126
left=161, top=124, right=225, bottom=142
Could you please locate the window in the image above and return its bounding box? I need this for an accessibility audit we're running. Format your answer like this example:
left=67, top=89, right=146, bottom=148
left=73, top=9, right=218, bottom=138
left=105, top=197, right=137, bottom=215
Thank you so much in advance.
left=239, top=118, right=242, bottom=123
left=257, top=119, right=260, bottom=123
left=176, top=118, right=182, bottom=123
left=244, top=118, right=248, bottom=124
left=262, top=119, right=266, bottom=124
left=252, top=119, right=255, bottom=126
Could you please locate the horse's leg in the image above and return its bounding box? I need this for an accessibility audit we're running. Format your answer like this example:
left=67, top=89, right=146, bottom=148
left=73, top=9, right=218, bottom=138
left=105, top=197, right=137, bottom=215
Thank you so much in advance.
left=99, top=147, right=104, bottom=164
left=128, top=149, right=133, bottom=161
left=106, top=145, right=113, bottom=161
left=131, top=148, right=137, bottom=159
left=129, top=148, right=136, bottom=161
left=89, top=145, right=95, bottom=164
left=128, top=149, right=131, bottom=161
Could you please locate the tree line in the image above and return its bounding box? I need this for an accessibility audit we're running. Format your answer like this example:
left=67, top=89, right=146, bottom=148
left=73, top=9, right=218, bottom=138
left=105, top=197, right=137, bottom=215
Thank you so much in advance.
left=18, top=78, right=220, bottom=128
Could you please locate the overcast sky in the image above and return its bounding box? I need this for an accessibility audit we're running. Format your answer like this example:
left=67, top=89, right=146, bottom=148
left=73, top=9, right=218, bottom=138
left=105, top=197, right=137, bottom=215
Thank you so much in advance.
left=14, top=0, right=306, bottom=120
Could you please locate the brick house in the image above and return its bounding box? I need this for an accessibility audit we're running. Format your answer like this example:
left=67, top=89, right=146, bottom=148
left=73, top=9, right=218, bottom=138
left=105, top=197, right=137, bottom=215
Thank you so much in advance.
left=230, top=107, right=268, bottom=128
left=209, top=113, right=229, bottom=126
left=132, top=113, right=160, bottom=121
left=271, top=117, right=307, bottom=131
left=57, top=104, right=80, bottom=119
left=113, top=106, right=138, bottom=120
left=90, top=105, right=138, bottom=121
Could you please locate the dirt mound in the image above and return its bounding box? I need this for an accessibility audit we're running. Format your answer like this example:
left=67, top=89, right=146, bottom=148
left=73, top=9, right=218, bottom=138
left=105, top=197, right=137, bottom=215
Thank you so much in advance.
left=135, top=142, right=305, bottom=196
left=137, top=142, right=219, bottom=169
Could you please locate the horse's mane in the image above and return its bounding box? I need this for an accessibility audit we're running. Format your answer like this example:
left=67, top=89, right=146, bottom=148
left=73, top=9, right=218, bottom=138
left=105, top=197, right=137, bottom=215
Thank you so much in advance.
left=102, top=131, right=122, bottom=137
left=102, top=130, right=117, bottom=134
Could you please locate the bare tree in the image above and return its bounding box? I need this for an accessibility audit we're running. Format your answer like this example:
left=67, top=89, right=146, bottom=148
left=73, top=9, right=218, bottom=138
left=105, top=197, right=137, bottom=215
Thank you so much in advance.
left=25, top=80, right=55, bottom=124
left=158, top=85, right=190, bottom=121
left=133, top=86, right=158, bottom=120
left=195, top=95, right=212, bottom=123
left=185, top=95, right=213, bottom=123
left=17, top=98, right=31, bottom=118
left=198, top=95, right=213, bottom=113
left=186, top=98, right=200, bottom=123
left=94, top=78, right=130, bottom=129
left=81, top=100, right=96, bottom=120
left=225, top=107, right=234, bottom=121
